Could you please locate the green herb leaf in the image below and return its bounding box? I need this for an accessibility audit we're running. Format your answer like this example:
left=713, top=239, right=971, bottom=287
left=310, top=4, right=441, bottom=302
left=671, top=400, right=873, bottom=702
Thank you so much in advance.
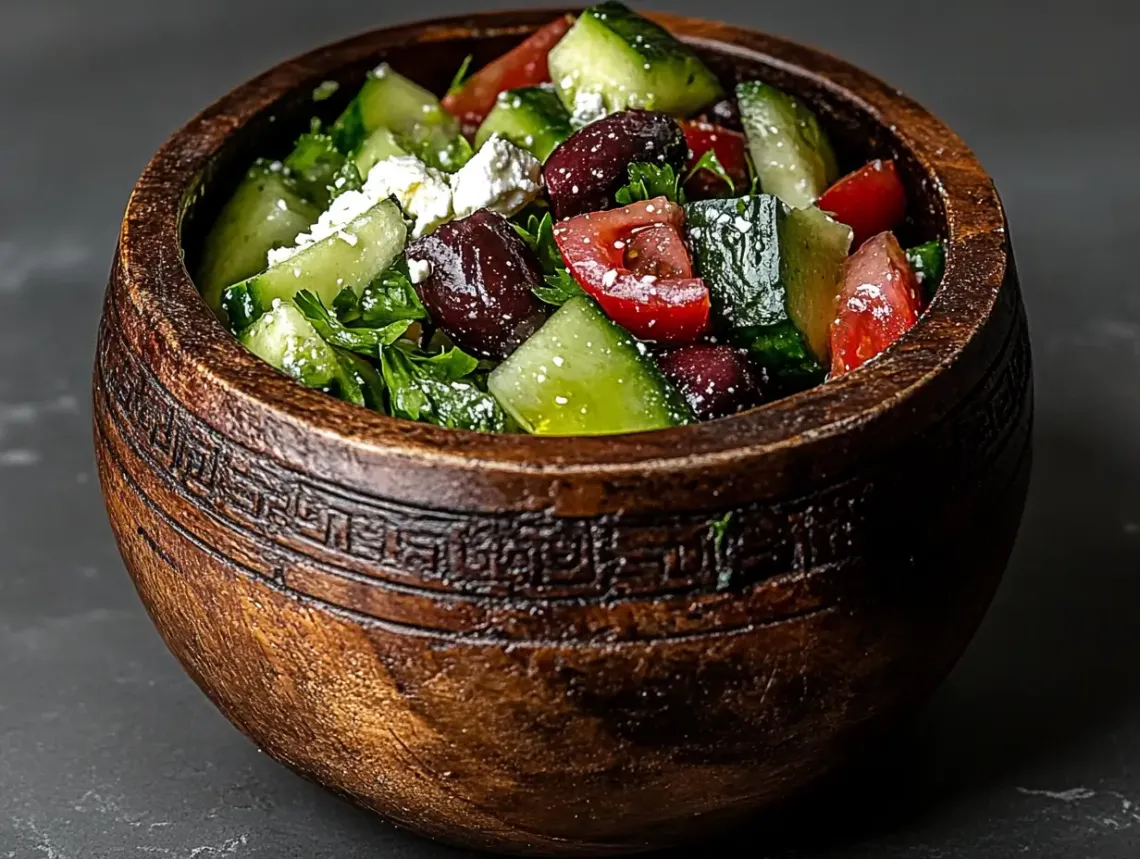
left=312, top=80, right=340, bottom=102
left=380, top=343, right=511, bottom=432
left=709, top=511, right=734, bottom=552
left=746, top=153, right=761, bottom=195
left=284, top=133, right=360, bottom=207
left=294, top=290, right=412, bottom=354
left=685, top=149, right=736, bottom=195
left=334, top=348, right=386, bottom=410
left=614, top=162, right=683, bottom=206
left=511, top=211, right=564, bottom=275
left=359, top=265, right=428, bottom=326
left=331, top=349, right=365, bottom=406
left=446, top=54, right=475, bottom=96
left=532, top=268, right=585, bottom=306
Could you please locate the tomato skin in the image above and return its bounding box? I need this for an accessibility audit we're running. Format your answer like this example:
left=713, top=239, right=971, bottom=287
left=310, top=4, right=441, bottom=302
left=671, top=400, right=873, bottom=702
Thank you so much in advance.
left=553, top=198, right=710, bottom=342
left=441, top=15, right=574, bottom=132
left=818, top=159, right=907, bottom=250
left=680, top=121, right=749, bottom=200
left=829, top=232, right=923, bottom=376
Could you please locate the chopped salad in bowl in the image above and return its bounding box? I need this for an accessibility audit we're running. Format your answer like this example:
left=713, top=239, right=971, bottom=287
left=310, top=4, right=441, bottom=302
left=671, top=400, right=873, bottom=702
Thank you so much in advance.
left=195, top=2, right=945, bottom=436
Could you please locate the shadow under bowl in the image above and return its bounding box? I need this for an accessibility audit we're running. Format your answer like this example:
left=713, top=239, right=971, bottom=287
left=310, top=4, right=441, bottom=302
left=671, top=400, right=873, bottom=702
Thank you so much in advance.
left=93, top=8, right=1032, bottom=856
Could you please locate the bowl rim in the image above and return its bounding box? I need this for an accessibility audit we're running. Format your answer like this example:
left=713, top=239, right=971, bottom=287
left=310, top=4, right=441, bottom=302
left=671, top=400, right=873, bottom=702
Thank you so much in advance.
left=114, top=7, right=1009, bottom=478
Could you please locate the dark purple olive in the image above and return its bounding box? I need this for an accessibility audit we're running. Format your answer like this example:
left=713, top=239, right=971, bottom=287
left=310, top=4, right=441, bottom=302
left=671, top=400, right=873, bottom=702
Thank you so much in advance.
left=543, top=110, right=687, bottom=220
left=657, top=344, right=760, bottom=420
left=406, top=209, right=547, bottom=360
left=702, top=97, right=742, bottom=131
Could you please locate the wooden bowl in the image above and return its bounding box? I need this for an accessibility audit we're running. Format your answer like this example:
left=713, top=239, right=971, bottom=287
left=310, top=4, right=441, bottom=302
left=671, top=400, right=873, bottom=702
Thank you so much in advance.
left=94, top=8, right=1031, bottom=856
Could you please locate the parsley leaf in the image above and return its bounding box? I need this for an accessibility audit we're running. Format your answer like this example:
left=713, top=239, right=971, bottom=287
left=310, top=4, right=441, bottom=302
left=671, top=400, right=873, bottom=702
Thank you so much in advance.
left=284, top=132, right=361, bottom=207
left=380, top=342, right=512, bottom=432
left=532, top=268, right=585, bottom=306
left=511, top=210, right=564, bottom=275
left=446, top=54, right=475, bottom=96
left=614, top=162, right=683, bottom=206
left=359, top=264, right=428, bottom=326
left=685, top=149, right=736, bottom=195
left=293, top=290, right=411, bottom=354
left=709, top=511, right=734, bottom=552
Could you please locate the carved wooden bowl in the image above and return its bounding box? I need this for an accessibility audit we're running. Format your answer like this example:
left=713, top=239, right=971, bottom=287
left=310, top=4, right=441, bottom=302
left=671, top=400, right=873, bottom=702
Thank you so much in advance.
left=93, top=9, right=1031, bottom=856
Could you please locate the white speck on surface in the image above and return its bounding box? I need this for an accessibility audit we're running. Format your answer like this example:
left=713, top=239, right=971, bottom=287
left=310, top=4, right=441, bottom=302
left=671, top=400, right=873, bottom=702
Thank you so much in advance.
left=0, top=449, right=40, bottom=466
left=1018, top=787, right=1098, bottom=803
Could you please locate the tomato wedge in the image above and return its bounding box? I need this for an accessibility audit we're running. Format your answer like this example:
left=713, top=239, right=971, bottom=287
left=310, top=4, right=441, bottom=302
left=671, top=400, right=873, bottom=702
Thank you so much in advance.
left=680, top=121, right=749, bottom=200
left=441, top=15, right=574, bottom=133
left=553, top=198, right=710, bottom=342
left=830, top=232, right=923, bottom=376
left=818, top=159, right=907, bottom=250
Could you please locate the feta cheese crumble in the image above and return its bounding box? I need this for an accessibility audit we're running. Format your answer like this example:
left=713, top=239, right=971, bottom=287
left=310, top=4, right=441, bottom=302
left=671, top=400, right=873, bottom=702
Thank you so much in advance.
left=407, top=257, right=433, bottom=284
left=267, top=187, right=379, bottom=267
left=571, top=90, right=607, bottom=127
left=363, top=155, right=453, bottom=238
left=450, top=134, right=542, bottom=219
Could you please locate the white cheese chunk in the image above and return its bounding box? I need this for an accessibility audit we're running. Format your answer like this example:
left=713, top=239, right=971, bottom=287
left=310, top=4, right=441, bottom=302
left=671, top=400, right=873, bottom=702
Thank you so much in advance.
left=570, top=90, right=607, bottom=127
left=266, top=187, right=379, bottom=268
left=407, top=257, right=433, bottom=284
left=362, top=155, right=453, bottom=239
left=449, top=134, right=542, bottom=220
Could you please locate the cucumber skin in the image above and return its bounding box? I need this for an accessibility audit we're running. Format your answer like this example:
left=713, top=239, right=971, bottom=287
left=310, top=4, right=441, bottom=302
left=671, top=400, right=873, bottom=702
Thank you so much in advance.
left=737, top=81, right=838, bottom=210
left=475, top=87, right=574, bottom=162
left=332, top=66, right=468, bottom=170
left=197, top=161, right=319, bottom=321
left=685, top=195, right=850, bottom=391
left=488, top=297, right=692, bottom=436
left=548, top=2, right=723, bottom=116
left=222, top=198, right=407, bottom=327
left=907, top=240, right=946, bottom=299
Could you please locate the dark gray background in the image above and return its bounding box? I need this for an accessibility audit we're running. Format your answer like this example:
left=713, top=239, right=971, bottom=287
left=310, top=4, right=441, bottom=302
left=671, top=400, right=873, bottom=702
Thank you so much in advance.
left=1, top=0, right=1137, bottom=856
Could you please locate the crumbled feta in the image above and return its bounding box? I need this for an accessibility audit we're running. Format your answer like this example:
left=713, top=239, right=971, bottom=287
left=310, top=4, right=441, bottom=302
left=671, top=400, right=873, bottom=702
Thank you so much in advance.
left=407, top=258, right=433, bottom=284
left=267, top=187, right=380, bottom=267
left=449, top=134, right=542, bottom=219
left=571, top=90, right=607, bottom=126
left=363, top=155, right=453, bottom=238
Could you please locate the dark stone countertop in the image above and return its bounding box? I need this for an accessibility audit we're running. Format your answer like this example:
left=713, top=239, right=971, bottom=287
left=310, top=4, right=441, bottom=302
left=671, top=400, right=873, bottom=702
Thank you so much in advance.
left=1, top=0, right=1137, bottom=856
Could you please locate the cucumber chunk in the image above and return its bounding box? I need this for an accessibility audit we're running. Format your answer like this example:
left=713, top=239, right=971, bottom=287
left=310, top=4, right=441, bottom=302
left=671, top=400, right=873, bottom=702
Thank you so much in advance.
left=907, top=239, right=945, bottom=299
left=737, top=81, right=838, bottom=209
left=331, top=64, right=470, bottom=171
left=685, top=195, right=851, bottom=391
left=239, top=301, right=341, bottom=390
left=475, top=87, right=574, bottom=162
left=488, top=296, right=693, bottom=436
left=222, top=197, right=406, bottom=329
left=548, top=2, right=723, bottom=117
left=352, top=127, right=407, bottom=177
left=196, top=161, right=319, bottom=320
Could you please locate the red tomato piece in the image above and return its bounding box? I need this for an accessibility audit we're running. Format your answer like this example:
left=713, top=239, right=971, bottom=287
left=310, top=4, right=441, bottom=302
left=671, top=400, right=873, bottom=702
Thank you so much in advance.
left=830, top=232, right=923, bottom=376
left=441, top=15, right=574, bottom=133
left=818, top=159, right=908, bottom=250
left=553, top=198, right=710, bottom=342
left=680, top=121, right=749, bottom=200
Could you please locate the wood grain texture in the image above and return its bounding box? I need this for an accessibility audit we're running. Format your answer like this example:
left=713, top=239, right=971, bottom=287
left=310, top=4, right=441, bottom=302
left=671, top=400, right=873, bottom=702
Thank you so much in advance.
left=93, top=8, right=1032, bottom=855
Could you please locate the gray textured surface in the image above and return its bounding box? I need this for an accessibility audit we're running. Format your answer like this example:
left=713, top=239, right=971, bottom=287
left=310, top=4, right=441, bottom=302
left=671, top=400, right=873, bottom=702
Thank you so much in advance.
left=1, top=1, right=1137, bottom=856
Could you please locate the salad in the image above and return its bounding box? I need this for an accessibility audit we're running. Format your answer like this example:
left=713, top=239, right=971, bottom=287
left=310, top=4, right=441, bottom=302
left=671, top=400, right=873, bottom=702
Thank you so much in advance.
left=195, top=2, right=945, bottom=436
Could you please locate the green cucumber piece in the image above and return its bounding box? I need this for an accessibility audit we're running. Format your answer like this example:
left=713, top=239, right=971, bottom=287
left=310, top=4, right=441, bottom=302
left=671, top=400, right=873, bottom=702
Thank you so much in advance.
left=221, top=198, right=406, bottom=328
left=331, top=64, right=470, bottom=171
left=196, top=161, right=319, bottom=320
left=737, top=81, right=838, bottom=209
left=352, top=127, right=407, bottom=177
left=475, top=87, right=574, bottom=162
left=685, top=195, right=851, bottom=391
left=488, top=296, right=692, bottom=436
left=548, top=2, right=723, bottom=116
left=239, top=301, right=341, bottom=390
left=907, top=240, right=946, bottom=299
